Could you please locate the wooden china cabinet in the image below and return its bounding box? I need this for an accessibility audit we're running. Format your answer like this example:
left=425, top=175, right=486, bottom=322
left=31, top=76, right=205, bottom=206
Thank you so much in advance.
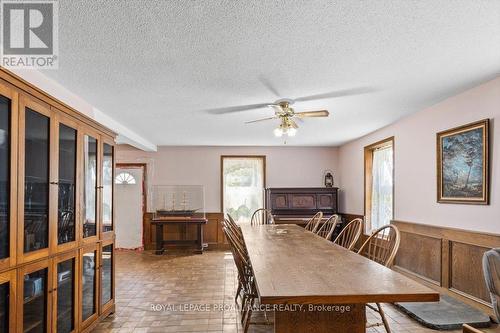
left=0, top=68, right=116, bottom=333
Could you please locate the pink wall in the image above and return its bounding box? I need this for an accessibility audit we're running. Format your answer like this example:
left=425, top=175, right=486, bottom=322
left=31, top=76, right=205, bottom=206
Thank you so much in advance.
left=338, top=77, right=500, bottom=234
left=115, top=77, right=499, bottom=233
left=116, top=145, right=339, bottom=212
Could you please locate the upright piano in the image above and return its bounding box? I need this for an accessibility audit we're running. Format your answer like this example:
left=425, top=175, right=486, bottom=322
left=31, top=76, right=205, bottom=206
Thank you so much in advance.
left=265, top=187, right=341, bottom=231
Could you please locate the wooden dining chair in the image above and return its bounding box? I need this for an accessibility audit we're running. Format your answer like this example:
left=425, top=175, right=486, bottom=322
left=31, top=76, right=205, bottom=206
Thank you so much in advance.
left=314, top=214, right=339, bottom=241
left=224, top=219, right=245, bottom=255
left=333, top=218, right=363, bottom=251
left=223, top=225, right=254, bottom=329
left=483, top=248, right=500, bottom=322
left=304, top=212, right=323, bottom=232
left=463, top=248, right=500, bottom=332
left=226, top=214, right=243, bottom=238
left=223, top=219, right=246, bottom=301
left=358, top=224, right=401, bottom=333
left=223, top=223, right=270, bottom=332
left=250, top=208, right=274, bottom=226
left=462, top=325, right=489, bottom=333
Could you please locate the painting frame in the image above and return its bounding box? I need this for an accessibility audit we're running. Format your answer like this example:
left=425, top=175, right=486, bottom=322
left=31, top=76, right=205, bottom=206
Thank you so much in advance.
left=436, top=119, right=489, bottom=204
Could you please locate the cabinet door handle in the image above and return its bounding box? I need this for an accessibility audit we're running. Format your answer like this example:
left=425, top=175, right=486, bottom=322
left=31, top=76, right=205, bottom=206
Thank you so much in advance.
left=50, top=181, right=59, bottom=185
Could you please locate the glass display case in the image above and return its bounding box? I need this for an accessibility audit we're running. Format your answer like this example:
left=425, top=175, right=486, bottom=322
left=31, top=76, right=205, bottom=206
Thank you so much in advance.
left=150, top=185, right=205, bottom=218
left=0, top=73, right=116, bottom=333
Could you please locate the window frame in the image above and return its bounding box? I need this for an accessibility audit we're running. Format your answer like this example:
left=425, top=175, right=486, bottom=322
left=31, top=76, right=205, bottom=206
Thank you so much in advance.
left=364, top=137, right=394, bottom=233
left=115, top=172, right=137, bottom=185
left=220, top=155, right=267, bottom=216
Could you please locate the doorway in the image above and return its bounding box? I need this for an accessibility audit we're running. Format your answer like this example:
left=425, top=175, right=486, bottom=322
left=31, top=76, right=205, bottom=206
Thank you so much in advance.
left=115, top=163, right=147, bottom=249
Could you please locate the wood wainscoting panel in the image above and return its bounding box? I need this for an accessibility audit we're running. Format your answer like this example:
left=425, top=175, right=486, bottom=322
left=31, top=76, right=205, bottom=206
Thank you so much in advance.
left=340, top=213, right=365, bottom=224
left=205, top=213, right=224, bottom=246
left=143, top=212, right=154, bottom=250
left=392, top=220, right=500, bottom=314
left=395, top=231, right=441, bottom=284
left=450, top=241, right=491, bottom=304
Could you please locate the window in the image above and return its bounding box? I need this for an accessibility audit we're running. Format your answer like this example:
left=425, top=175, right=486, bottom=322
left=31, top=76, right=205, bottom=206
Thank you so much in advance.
left=364, top=138, right=394, bottom=233
left=221, top=156, right=265, bottom=223
left=115, top=172, right=136, bottom=185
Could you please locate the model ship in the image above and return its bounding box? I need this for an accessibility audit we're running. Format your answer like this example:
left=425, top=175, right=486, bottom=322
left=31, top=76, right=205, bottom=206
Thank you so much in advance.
left=156, top=191, right=200, bottom=217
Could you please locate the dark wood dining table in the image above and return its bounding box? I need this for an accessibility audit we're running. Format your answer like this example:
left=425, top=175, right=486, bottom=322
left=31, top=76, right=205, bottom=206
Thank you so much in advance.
left=240, top=224, right=439, bottom=333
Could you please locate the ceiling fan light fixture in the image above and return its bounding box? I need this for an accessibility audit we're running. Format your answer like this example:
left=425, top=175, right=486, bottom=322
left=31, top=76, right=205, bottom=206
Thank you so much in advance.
left=287, top=127, right=297, bottom=137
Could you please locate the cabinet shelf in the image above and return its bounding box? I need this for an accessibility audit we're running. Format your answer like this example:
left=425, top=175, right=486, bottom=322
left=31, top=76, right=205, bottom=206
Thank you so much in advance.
left=23, top=319, right=43, bottom=333
left=57, top=306, right=72, bottom=318
left=23, top=292, right=44, bottom=304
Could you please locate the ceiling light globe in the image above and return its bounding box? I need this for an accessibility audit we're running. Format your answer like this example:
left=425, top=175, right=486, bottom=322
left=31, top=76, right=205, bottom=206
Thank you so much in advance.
left=273, top=127, right=284, bottom=137
left=287, top=127, right=297, bottom=137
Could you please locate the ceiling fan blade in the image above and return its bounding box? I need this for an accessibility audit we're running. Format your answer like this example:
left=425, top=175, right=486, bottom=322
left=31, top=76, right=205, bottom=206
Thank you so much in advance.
left=205, top=103, right=271, bottom=114
left=295, top=110, right=330, bottom=118
left=294, top=87, right=376, bottom=102
left=290, top=119, right=299, bottom=129
left=268, top=104, right=284, bottom=114
left=259, top=76, right=281, bottom=97
left=245, top=116, right=278, bottom=124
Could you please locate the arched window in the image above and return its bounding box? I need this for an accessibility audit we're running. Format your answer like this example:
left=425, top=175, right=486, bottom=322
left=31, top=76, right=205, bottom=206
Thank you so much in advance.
left=115, top=172, right=136, bottom=185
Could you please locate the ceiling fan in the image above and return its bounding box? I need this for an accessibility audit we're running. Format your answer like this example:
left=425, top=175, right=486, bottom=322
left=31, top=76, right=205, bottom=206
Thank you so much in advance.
left=204, top=83, right=375, bottom=138
left=245, top=99, right=329, bottom=137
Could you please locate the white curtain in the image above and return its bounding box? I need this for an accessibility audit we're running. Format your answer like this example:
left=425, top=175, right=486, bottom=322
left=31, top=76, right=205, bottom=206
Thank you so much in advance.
left=370, top=146, right=393, bottom=231
left=223, top=157, right=264, bottom=223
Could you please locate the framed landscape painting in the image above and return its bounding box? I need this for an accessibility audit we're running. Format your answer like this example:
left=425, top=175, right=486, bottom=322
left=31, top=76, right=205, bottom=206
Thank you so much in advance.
left=437, top=119, right=489, bottom=204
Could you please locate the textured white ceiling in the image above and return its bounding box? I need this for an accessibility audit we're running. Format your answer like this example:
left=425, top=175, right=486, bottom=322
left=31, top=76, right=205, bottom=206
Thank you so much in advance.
left=42, top=0, right=500, bottom=146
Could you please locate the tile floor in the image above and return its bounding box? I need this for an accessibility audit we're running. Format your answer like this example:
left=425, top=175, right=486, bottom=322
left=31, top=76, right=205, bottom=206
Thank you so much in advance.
left=92, top=250, right=465, bottom=333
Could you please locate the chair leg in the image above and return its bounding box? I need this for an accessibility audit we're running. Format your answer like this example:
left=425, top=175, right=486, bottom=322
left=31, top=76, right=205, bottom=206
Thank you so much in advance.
left=244, top=297, right=255, bottom=333
left=240, top=294, right=248, bottom=323
left=235, top=281, right=242, bottom=303
left=263, top=306, right=269, bottom=324
left=376, top=303, right=392, bottom=333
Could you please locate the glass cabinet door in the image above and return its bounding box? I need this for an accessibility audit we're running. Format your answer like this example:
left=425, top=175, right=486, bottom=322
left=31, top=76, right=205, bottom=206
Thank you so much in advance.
left=102, top=143, right=113, bottom=233
left=24, top=108, right=50, bottom=253
left=0, top=95, right=11, bottom=261
left=22, top=267, right=48, bottom=333
left=0, top=280, right=9, bottom=332
left=83, top=135, right=97, bottom=238
left=0, top=270, right=15, bottom=333
left=101, top=243, right=113, bottom=306
left=56, top=258, right=75, bottom=333
left=81, top=249, right=96, bottom=322
left=58, top=124, right=77, bottom=245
